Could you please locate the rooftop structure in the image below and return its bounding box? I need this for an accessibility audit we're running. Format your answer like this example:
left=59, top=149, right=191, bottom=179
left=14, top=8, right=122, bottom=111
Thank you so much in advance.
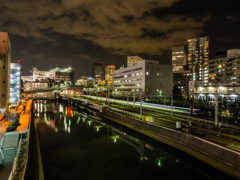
left=127, top=55, right=143, bottom=67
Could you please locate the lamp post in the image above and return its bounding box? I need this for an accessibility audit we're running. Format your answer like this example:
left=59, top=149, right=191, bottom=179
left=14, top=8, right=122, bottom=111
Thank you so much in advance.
left=215, top=90, right=218, bottom=125
left=140, top=91, right=143, bottom=119
left=171, top=90, right=173, bottom=116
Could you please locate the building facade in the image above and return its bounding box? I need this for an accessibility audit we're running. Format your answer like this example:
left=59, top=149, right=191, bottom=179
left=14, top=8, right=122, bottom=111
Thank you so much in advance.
left=10, top=63, right=21, bottom=105
left=189, top=49, right=240, bottom=100
left=105, top=65, right=115, bottom=86
left=33, top=67, right=55, bottom=81
left=21, top=76, right=33, bottom=83
left=188, top=36, right=209, bottom=84
left=0, top=32, right=11, bottom=109
left=209, top=49, right=240, bottom=86
left=127, top=55, right=143, bottom=67
left=172, top=46, right=190, bottom=97
left=113, top=60, right=173, bottom=96
left=92, top=62, right=104, bottom=83
left=172, top=47, right=187, bottom=72
left=76, top=76, right=88, bottom=86
left=53, top=67, right=75, bottom=84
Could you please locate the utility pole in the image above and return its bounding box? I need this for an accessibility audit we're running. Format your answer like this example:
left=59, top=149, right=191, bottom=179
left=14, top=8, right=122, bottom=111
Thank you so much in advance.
left=164, top=89, right=166, bottom=105
left=87, top=87, right=89, bottom=103
left=140, top=91, right=143, bottom=120
left=215, top=90, right=218, bottom=125
left=108, top=86, right=110, bottom=107
left=171, top=90, right=173, bottom=116
left=133, top=94, right=135, bottom=107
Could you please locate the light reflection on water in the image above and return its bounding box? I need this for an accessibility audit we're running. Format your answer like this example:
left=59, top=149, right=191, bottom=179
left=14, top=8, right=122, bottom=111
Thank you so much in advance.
left=35, top=101, right=234, bottom=180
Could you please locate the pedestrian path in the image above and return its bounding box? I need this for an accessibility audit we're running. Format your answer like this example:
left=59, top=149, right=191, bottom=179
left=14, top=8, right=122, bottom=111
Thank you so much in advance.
left=16, top=99, right=32, bottom=133
left=0, top=99, right=32, bottom=180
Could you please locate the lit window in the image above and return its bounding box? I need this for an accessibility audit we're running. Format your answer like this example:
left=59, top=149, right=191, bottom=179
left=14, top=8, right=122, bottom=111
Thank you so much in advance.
left=146, top=72, right=149, bottom=75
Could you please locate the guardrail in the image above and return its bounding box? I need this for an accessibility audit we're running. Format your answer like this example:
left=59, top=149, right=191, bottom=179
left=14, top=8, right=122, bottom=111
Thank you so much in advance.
left=66, top=95, right=240, bottom=131
left=109, top=105, right=240, bottom=131
left=8, top=101, right=33, bottom=180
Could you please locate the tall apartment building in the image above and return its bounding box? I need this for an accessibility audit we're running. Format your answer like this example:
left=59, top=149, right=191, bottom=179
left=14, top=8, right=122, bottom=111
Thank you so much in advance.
left=209, top=49, right=240, bottom=85
left=0, top=32, right=11, bottom=109
left=189, top=49, right=240, bottom=100
left=127, top=56, right=143, bottom=67
left=10, top=63, right=21, bottom=105
left=113, top=60, right=173, bottom=96
left=92, top=62, right=104, bottom=83
left=188, top=36, right=209, bottom=84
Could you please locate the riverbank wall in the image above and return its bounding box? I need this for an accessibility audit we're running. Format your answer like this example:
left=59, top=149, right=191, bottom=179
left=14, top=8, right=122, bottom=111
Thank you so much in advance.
left=99, top=108, right=240, bottom=179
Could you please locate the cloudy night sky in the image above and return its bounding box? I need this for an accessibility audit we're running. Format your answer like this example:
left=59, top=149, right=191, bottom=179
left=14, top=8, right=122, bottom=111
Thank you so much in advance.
left=0, top=0, right=240, bottom=79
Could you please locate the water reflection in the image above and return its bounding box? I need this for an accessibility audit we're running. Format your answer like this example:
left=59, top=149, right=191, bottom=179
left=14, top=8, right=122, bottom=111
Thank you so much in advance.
left=35, top=101, right=234, bottom=180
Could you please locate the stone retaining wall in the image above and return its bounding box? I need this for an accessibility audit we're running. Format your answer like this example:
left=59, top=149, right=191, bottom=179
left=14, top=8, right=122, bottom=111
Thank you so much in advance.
left=102, top=109, right=240, bottom=169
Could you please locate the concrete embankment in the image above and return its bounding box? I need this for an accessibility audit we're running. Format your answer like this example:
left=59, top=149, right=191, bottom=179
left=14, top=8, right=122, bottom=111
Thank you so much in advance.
left=99, top=108, right=240, bottom=179
left=24, top=101, right=44, bottom=180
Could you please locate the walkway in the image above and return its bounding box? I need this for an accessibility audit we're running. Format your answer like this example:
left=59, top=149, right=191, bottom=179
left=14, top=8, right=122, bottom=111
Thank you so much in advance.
left=0, top=99, right=32, bottom=180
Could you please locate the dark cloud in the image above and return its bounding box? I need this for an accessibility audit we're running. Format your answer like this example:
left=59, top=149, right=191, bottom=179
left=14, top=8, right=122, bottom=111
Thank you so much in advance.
left=0, top=0, right=206, bottom=56
left=1, top=0, right=240, bottom=79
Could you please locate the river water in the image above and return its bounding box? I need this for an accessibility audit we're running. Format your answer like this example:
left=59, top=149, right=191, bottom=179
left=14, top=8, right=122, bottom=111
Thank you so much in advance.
left=35, top=101, right=234, bottom=180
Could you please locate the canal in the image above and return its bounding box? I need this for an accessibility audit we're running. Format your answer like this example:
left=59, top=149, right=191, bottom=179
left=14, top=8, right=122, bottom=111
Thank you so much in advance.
left=35, top=100, right=235, bottom=180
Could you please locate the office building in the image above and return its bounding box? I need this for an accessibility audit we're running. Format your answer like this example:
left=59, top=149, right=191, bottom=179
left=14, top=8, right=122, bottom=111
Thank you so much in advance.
left=51, top=67, right=75, bottom=84
left=92, top=62, right=104, bottom=83
left=188, top=36, right=209, bottom=84
left=172, top=46, right=190, bottom=97
left=76, top=76, right=88, bottom=86
left=10, top=63, right=21, bottom=105
left=127, top=55, right=143, bottom=67
left=172, top=47, right=187, bottom=72
left=33, top=67, right=55, bottom=81
left=21, top=76, right=33, bottom=83
left=105, top=65, right=115, bottom=86
left=173, top=73, right=191, bottom=97
left=0, top=32, right=11, bottom=109
left=113, top=60, right=173, bottom=96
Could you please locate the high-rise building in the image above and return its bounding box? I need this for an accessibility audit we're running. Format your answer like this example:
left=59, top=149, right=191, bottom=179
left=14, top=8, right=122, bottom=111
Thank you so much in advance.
left=105, top=65, right=115, bottom=81
left=0, top=32, right=11, bottom=109
left=172, top=47, right=187, bottom=72
left=172, top=46, right=190, bottom=97
left=92, top=62, right=104, bottom=83
left=10, top=63, right=21, bottom=105
left=188, top=36, right=209, bottom=84
left=105, top=65, right=115, bottom=86
left=127, top=56, right=143, bottom=67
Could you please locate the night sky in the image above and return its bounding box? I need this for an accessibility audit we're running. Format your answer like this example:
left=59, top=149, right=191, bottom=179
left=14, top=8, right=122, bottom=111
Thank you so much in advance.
left=0, top=0, right=239, bottom=79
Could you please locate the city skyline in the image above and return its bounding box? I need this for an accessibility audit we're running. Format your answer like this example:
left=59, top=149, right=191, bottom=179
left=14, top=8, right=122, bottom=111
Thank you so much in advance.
left=0, top=0, right=240, bottom=79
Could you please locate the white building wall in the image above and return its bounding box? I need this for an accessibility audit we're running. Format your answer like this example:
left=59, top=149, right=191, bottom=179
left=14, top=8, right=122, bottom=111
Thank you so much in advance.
left=113, top=60, right=173, bottom=96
